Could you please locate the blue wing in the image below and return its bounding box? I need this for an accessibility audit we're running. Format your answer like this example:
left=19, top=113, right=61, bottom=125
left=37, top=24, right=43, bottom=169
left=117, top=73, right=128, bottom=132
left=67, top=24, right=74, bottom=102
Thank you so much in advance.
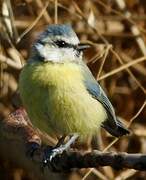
left=80, top=62, right=129, bottom=137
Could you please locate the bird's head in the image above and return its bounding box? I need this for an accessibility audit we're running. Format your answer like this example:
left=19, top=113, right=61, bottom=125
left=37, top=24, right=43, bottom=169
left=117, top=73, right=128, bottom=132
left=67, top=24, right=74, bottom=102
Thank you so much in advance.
left=29, top=24, right=90, bottom=63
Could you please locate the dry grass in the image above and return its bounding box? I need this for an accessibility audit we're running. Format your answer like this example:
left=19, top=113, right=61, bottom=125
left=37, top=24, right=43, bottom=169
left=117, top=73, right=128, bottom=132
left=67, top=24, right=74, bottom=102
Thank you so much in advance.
left=1, top=0, right=146, bottom=179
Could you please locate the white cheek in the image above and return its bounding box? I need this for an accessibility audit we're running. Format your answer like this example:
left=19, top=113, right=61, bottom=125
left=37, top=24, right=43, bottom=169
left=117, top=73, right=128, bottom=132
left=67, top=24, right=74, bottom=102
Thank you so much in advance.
left=45, top=48, right=62, bottom=62
left=61, top=49, right=76, bottom=61
left=37, top=45, right=82, bottom=63
left=37, top=46, right=60, bottom=62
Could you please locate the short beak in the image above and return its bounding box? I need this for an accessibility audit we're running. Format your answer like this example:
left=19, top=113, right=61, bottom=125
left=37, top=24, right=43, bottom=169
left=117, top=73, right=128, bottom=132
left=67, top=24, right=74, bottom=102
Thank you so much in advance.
left=77, top=43, right=91, bottom=51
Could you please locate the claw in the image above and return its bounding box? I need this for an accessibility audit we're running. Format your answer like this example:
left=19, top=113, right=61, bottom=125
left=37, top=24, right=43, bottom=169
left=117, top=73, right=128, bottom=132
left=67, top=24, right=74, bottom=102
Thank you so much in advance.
left=42, top=145, right=53, bottom=167
left=42, top=134, right=79, bottom=168
left=42, top=145, right=64, bottom=166
left=49, top=145, right=65, bottom=161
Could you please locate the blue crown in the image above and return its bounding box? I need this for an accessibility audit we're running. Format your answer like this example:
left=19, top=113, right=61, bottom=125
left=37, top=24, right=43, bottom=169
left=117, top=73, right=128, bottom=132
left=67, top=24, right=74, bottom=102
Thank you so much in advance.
left=38, top=24, right=76, bottom=39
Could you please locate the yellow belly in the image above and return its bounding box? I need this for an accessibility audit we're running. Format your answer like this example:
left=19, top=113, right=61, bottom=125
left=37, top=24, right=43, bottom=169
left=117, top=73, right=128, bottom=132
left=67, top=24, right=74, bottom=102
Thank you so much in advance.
left=19, top=62, right=107, bottom=137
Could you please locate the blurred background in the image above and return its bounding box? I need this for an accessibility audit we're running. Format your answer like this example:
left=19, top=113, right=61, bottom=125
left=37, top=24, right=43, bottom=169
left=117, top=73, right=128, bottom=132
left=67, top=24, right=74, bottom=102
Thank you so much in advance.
left=1, top=0, right=146, bottom=179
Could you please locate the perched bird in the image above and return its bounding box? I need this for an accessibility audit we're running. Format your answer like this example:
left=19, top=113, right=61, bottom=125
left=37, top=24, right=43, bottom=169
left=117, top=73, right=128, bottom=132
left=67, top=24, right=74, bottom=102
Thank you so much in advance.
left=19, top=24, right=129, bottom=163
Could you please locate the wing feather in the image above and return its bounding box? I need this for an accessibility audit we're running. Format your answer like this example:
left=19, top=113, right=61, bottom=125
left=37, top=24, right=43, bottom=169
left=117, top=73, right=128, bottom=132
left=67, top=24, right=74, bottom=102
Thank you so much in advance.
left=80, top=62, right=129, bottom=137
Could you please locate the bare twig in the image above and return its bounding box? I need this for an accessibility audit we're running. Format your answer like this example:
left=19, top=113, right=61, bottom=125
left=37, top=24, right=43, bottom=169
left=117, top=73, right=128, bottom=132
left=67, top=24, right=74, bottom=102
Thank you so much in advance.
left=1, top=0, right=18, bottom=41
left=128, top=100, right=146, bottom=127
left=48, top=151, right=146, bottom=171
left=54, top=0, right=58, bottom=24
left=35, top=0, right=52, bottom=23
left=96, top=0, right=146, bottom=34
left=110, top=49, right=146, bottom=95
left=97, top=56, right=146, bottom=81
left=16, top=2, right=49, bottom=43
left=97, top=45, right=111, bottom=79
left=115, top=0, right=146, bottom=56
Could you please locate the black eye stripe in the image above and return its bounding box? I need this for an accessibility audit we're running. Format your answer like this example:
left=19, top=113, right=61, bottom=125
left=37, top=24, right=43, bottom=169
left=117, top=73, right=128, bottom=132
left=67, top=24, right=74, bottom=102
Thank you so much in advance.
left=38, top=39, right=78, bottom=50
left=54, top=40, right=77, bottom=49
left=54, top=40, right=81, bottom=57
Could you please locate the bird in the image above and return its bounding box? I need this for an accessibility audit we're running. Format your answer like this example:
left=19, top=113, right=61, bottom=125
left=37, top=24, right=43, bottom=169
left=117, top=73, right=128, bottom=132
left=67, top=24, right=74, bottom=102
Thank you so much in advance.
left=19, top=24, right=129, bottom=164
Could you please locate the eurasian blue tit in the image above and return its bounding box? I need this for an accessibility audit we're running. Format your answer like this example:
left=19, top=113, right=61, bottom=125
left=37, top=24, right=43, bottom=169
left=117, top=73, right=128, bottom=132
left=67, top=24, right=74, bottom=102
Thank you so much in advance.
left=19, top=24, right=129, bottom=162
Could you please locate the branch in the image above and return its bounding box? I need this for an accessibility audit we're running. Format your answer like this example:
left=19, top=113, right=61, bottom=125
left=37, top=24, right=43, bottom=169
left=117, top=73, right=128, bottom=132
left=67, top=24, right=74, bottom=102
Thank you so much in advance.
left=48, top=150, right=146, bottom=172
left=0, top=108, right=146, bottom=179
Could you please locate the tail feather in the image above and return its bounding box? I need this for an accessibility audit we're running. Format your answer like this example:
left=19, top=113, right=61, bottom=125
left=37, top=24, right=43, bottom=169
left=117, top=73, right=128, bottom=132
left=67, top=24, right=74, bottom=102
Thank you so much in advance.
left=101, top=119, right=130, bottom=137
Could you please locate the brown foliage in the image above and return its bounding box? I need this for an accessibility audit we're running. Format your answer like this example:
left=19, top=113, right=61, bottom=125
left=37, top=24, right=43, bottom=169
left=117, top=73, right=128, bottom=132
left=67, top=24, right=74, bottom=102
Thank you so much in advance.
left=0, top=0, right=146, bottom=179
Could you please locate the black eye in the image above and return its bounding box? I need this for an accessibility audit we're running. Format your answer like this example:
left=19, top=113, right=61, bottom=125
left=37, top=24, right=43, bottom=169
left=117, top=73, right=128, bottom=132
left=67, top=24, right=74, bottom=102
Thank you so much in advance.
left=55, top=40, right=68, bottom=48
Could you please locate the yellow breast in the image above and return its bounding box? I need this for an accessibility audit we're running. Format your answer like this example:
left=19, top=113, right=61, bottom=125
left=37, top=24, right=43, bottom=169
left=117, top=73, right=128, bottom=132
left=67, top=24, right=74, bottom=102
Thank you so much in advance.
left=19, top=62, right=107, bottom=137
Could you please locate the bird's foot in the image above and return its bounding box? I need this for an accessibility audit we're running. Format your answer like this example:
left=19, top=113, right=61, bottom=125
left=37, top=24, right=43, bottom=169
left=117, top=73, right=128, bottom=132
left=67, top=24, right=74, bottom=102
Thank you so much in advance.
left=26, top=141, right=41, bottom=158
left=42, top=134, right=79, bottom=169
left=42, top=145, right=66, bottom=168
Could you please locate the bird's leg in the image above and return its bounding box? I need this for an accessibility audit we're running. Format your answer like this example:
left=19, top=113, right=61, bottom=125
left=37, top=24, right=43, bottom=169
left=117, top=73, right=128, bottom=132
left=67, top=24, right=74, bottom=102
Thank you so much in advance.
left=43, top=134, right=79, bottom=166
left=55, top=135, right=66, bottom=148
